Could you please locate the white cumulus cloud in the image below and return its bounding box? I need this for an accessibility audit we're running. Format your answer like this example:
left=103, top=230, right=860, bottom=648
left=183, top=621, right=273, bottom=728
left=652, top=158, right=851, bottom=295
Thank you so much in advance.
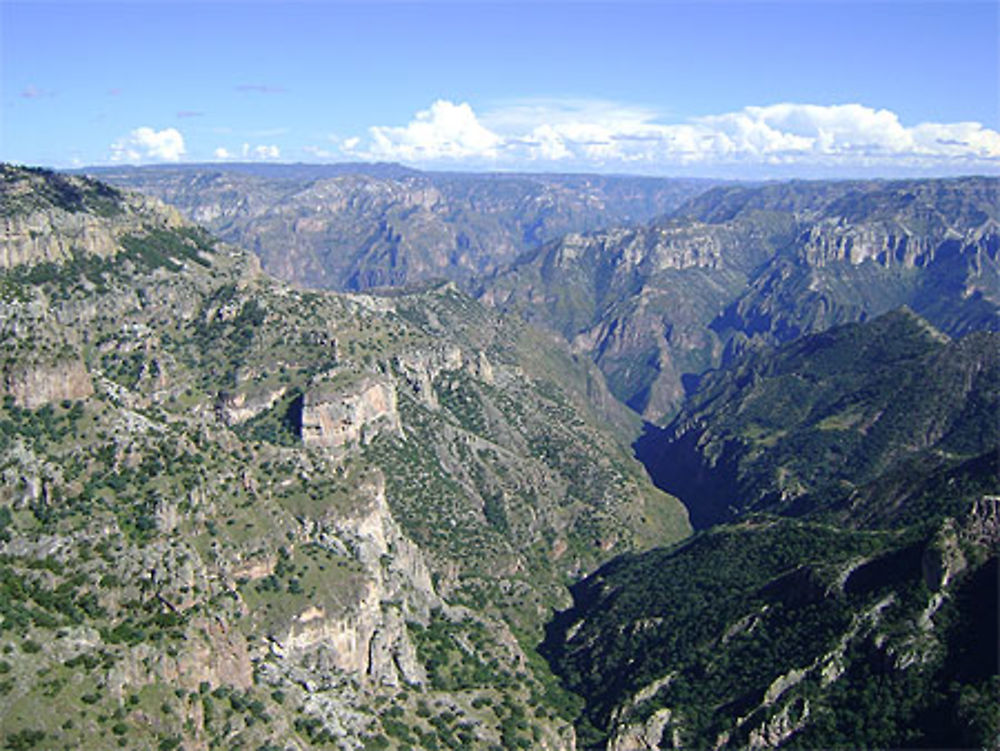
left=342, top=100, right=1000, bottom=175
left=346, top=100, right=502, bottom=162
left=110, top=127, right=186, bottom=163
left=213, top=147, right=233, bottom=160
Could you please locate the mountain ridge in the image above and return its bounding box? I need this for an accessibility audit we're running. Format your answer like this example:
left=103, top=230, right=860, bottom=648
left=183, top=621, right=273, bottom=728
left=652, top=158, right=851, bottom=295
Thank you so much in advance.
left=90, top=164, right=718, bottom=294
left=544, top=309, right=999, bottom=749
left=0, top=165, right=689, bottom=750
left=481, top=176, right=999, bottom=418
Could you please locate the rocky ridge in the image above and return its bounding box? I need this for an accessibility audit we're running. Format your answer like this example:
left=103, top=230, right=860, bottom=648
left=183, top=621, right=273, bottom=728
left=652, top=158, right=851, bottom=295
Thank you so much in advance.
left=91, top=163, right=716, bottom=293
left=0, top=166, right=689, bottom=751
left=481, top=177, right=999, bottom=418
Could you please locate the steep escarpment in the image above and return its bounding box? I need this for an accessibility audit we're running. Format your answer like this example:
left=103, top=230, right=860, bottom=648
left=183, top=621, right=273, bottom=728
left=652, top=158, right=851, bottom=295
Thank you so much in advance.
left=2, top=358, right=94, bottom=408
left=91, top=163, right=715, bottom=292
left=482, top=177, right=999, bottom=418
left=638, top=309, right=1000, bottom=528
left=0, top=165, right=689, bottom=751
left=301, top=377, right=402, bottom=450
left=543, top=311, right=999, bottom=749
left=1, top=164, right=185, bottom=269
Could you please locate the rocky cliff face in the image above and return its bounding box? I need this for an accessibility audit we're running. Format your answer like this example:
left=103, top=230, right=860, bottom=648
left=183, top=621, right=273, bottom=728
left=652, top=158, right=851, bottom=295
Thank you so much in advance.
left=272, top=472, right=434, bottom=688
left=91, top=163, right=715, bottom=292
left=481, top=177, right=999, bottom=419
left=2, top=359, right=94, bottom=408
left=0, top=165, right=687, bottom=751
left=301, top=378, right=402, bottom=450
left=1, top=165, right=185, bottom=270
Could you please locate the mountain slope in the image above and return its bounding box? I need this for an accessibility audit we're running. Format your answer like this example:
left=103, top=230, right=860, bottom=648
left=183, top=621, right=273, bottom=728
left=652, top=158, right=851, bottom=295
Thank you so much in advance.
left=481, top=177, right=999, bottom=419
left=90, top=163, right=715, bottom=293
left=542, top=310, right=999, bottom=749
left=0, top=165, right=689, bottom=750
left=637, top=309, right=1000, bottom=528
left=544, top=510, right=999, bottom=749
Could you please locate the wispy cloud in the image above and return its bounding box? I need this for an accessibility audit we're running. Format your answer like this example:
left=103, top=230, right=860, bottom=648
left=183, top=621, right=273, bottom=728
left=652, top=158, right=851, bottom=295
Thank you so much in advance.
left=302, top=145, right=336, bottom=159
left=341, top=99, right=1000, bottom=174
left=246, top=127, right=289, bottom=138
left=110, top=127, right=186, bottom=163
left=20, top=85, right=54, bottom=99
left=242, top=143, right=280, bottom=160
left=235, top=84, right=286, bottom=94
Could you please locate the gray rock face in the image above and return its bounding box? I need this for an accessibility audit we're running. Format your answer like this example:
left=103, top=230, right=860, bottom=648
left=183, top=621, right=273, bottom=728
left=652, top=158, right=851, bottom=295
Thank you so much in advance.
left=277, top=472, right=435, bottom=687
left=0, top=170, right=184, bottom=270
left=215, top=385, right=288, bottom=425
left=394, top=344, right=464, bottom=408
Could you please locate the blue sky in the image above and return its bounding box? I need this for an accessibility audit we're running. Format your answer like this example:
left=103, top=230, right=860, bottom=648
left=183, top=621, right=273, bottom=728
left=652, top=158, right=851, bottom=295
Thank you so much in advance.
left=2, top=1, right=998, bottom=177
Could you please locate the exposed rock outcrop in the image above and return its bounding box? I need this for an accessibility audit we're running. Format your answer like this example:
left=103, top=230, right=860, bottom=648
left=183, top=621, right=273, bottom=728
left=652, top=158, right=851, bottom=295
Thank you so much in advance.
left=394, top=345, right=464, bottom=407
left=301, top=377, right=401, bottom=449
left=215, top=385, right=287, bottom=425
left=922, top=518, right=967, bottom=592
left=106, top=616, right=254, bottom=698
left=2, top=358, right=93, bottom=408
left=608, top=707, right=673, bottom=751
left=0, top=168, right=185, bottom=270
left=276, top=472, right=434, bottom=688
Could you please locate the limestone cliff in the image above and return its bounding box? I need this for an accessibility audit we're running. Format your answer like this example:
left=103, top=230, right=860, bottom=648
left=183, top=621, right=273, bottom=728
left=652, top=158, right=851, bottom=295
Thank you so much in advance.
left=2, top=358, right=93, bottom=408
left=301, top=377, right=402, bottom=449
left=276, top=472, right=434, bottom=688
left=0, top=166, right=185, bottom=270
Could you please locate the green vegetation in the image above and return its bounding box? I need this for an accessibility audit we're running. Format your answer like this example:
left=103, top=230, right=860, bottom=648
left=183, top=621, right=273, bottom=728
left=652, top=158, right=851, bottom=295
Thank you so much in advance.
left=545, top=516, right=998, bottom=749
left=119, top=227, right=214, bottom=271
left=409, top=612, right=502, bottom=692
left=547, top=310, right=999, bottom=748
left=641, top=309, right=1000, bottom=529
left=2, top=164, right=996, bottom=751
left=0, top=165, right=124, bottom=218
left=0, top=165, right=684, bottom=750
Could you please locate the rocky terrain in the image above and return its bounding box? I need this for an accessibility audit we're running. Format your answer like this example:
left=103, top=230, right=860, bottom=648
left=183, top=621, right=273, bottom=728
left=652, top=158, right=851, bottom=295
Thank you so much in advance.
left=481, top=177, right=1000, bottom=419
left=89, top=163, right=714, bottom=293
left=98, top=166, right=998, bottom=425
left=2, top=164, right=997, bottom=751
left=544, top=311, right=999, bottom=749
left=0, top=165, right=689, bottom=750
left=636, top=308, right=1000, bottom=528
